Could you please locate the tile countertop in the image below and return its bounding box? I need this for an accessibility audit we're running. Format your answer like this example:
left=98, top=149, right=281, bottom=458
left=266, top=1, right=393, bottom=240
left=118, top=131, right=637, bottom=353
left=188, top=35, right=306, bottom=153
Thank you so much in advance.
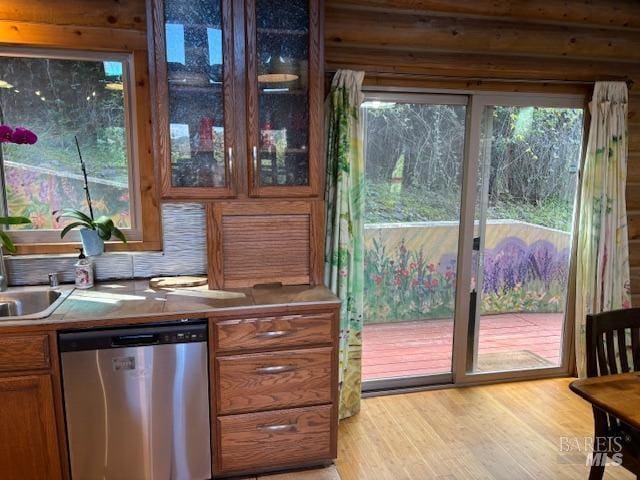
left=0, top=280, right=340, bottom=330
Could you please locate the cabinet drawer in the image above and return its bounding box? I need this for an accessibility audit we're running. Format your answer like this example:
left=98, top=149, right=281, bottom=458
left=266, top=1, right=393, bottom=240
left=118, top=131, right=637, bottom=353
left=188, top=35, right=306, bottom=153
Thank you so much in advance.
left=217, top=347, right=332, bottom=414
left=218, top=404, right=332, bottom=473
left=0, top=335, right=50, bottom=372
left=215, top=312, right=333, bottom=352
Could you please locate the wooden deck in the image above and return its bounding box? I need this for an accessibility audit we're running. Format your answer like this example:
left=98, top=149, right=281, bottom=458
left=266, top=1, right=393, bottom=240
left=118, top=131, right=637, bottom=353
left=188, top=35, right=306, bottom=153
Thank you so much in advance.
left=363, top=313, right=564, bottom=380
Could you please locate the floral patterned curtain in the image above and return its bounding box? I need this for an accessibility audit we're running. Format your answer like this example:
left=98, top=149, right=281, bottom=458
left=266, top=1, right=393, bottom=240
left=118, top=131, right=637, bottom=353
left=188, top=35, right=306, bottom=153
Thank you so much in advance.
left=324, top=69, right=365, bottom=419
left=575, top=81, right=631, bottom=377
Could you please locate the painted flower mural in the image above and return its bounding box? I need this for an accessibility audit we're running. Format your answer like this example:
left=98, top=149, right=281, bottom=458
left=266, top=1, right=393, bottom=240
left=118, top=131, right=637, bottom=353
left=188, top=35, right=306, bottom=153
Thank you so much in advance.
left=364, top=234, right=570, bottom=324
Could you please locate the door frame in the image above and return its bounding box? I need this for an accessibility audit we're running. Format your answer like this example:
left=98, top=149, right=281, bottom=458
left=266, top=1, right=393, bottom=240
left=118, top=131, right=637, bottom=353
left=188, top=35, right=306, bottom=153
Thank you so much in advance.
left=361, top=89, right=587, bottom=392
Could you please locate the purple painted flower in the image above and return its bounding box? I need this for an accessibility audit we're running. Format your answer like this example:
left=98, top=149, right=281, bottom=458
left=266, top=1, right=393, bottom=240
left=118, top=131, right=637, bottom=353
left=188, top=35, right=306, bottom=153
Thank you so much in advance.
left=10, top=127, right=38, bottom=145
left=0, top=125, right=12, bottom=143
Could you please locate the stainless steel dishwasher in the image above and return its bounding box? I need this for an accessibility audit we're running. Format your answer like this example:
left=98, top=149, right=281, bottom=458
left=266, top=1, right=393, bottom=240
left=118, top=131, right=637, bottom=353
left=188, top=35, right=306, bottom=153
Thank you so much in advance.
left=59, top=321, right=211, bottom=480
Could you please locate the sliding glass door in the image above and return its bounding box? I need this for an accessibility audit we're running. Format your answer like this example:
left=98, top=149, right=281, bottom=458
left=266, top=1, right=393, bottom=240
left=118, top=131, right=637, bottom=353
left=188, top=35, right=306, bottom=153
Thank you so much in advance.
left=362, top=93, right=467, bottom=390
left=361, top=91, right=586, bottom=391
left=466, top=98, right=584, bottom=377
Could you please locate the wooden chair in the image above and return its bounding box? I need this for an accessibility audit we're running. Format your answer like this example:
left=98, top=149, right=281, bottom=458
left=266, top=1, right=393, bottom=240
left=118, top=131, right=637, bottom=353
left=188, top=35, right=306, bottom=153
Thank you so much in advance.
left=585, top=308, right=640, bottom=480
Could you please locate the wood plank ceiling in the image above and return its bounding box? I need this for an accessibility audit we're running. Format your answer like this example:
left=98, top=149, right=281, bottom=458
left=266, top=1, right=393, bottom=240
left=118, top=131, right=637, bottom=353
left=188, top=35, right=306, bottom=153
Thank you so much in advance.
left=325, top=0, right=640, bottom=303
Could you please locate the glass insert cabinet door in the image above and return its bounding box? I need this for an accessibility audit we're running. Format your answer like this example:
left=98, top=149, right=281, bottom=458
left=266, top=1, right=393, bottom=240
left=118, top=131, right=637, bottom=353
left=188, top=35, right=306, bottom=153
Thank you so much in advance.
left=246, top=0, right=323, bottom=197
left=156, top=0, right=235, bottom=198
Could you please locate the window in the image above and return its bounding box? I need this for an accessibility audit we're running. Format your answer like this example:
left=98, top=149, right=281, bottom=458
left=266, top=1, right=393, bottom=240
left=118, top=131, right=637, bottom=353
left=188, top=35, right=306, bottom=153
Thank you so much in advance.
left=0, top=48, right=144, bottom=246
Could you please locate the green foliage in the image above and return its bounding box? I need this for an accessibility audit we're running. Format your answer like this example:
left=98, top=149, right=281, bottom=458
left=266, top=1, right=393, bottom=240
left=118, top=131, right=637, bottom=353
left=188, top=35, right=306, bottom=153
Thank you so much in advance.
left=0, top=216, right=31, bottom=252
left=365, top=182, right=574, bottom=232
left=54, top=209, right=126, bottom=243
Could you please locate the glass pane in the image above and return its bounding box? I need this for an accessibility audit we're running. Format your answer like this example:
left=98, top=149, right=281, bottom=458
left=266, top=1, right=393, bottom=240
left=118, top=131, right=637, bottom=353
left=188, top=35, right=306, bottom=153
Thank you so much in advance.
left=255, top=0, right=309, bottom=186
left=165, top=0, right=227, bottom=188
left=362, top=100, right=466, bottom=382
left=470, top=105, right=584, bottom=373
left=0, top=55, right=131, bottom=230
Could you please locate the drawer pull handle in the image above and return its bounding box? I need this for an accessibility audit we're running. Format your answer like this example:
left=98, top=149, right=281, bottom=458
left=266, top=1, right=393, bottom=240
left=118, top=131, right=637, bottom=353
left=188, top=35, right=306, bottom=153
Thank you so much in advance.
left=255, top=365, right=296, bottom=374
left=257, top=423, right=298, bottom=433
left=255, top=330, right=292, bottom=339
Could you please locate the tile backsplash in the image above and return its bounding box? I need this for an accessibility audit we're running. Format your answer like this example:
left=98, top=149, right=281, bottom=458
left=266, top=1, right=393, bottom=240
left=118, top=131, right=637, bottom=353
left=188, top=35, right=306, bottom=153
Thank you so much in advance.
left=7, top=203, right=207, bottom=286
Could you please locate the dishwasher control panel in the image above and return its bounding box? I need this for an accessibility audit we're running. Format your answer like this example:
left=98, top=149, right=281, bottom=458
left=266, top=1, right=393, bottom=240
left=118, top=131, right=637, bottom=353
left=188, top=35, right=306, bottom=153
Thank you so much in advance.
left=59, top=320, right=208, bottom=352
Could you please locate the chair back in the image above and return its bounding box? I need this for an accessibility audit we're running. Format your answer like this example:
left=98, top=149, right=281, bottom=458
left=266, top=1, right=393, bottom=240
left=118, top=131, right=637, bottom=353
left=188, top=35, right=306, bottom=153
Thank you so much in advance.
left=586, top=308, right=640, bottom=378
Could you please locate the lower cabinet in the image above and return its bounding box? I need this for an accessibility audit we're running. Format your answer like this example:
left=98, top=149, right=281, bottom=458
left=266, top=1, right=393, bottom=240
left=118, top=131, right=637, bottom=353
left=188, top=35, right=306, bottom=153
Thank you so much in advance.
left=212, top=307, right=339, bottom=476
left=218, top=405, right=333, bottom=472
left=0, top=374, right=62, bottom=480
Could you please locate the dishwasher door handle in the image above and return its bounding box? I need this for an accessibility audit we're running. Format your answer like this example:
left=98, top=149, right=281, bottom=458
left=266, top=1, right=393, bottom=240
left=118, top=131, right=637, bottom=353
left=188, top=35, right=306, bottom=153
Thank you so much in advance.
left=111, top=333, right=160, bottom=347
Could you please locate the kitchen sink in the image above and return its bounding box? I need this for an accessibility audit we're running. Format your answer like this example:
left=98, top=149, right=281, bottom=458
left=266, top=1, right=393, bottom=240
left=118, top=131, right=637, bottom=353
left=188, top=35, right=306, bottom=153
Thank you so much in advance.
left=0, top=288, right=72, bottom=320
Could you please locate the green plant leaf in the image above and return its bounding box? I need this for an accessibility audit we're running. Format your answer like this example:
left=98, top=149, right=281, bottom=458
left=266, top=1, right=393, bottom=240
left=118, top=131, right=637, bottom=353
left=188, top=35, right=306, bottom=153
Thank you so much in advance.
left=53, top=209, right=93, bottom=224
left=59, top=221, right=88, bottom=239
left=0, top=216, right=31, bottom=225
left=112, top=227, right=127, bottom=243
left=0, top=231, right=16, bottom=253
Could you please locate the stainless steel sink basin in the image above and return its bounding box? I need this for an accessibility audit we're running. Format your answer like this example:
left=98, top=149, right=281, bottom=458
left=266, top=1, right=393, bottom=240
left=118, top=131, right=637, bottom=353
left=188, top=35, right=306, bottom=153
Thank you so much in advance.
left=0, top=288, right=72, bottom=320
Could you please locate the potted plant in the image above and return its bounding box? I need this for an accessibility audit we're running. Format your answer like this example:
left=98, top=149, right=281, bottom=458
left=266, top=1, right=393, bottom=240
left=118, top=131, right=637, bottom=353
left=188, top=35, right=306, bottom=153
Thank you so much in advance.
left=53, top=137, right=126, bottom=255
left=0, top=124, right=36, bottom=290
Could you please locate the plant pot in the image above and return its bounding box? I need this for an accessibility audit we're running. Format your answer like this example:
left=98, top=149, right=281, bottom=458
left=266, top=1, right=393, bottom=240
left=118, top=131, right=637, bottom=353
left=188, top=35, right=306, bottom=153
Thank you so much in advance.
left=80, top=229, right=104, bottom=256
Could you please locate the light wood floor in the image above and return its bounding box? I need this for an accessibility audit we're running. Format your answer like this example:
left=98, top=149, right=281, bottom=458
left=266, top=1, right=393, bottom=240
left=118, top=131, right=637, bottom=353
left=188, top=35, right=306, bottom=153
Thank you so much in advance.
left=336, top=378, right=635, bottom=480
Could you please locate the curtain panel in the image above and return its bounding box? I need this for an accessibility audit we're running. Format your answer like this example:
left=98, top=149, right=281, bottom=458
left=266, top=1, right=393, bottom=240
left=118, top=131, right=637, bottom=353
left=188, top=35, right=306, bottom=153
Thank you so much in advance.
left=575, top=81, right=632, bottom=377
left=324, top=69, right=365, bottom=419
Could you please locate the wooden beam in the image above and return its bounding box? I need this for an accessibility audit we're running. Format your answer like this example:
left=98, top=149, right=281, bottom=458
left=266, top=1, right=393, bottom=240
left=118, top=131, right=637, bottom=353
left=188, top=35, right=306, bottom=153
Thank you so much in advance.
left=326, top=45, right=640, bottom=83
left=325, top=7, right=640, bottom=62
left=0, top=0, right=146, bottom=31
left=327, top=0, right=640, bottom=31
left=360, top=74, right=593, bottom=95
left=0, top=21, right=147, bottom=51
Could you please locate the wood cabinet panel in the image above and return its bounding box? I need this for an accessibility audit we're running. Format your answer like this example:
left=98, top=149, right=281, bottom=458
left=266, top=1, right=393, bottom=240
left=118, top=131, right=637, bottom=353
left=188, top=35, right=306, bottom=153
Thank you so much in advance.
left=0, top=375, right=62, bottom=480
left=217, top=347, right=332, bottom=414
left=217, top=404, right=332, bottom=473
left=0, top=335, right=50, bottom=372
left=215, top=312, right=334, bottom=352
left=207, top=200, right=324, bottom=289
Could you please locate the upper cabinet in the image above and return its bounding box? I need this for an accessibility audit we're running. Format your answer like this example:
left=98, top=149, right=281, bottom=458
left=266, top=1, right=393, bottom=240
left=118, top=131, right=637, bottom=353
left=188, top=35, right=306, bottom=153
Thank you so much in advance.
left=152, top=0, right=237, bottom=199
left=246, top=0, right=323, bottom=197
left=151, top=0, right=323, bottom=199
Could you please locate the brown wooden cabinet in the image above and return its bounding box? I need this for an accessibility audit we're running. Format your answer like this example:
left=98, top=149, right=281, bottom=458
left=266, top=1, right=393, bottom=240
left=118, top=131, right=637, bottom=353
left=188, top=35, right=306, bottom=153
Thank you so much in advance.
left=0, top=375, right=62, bottom=480
left=0, top=331, right=64, bottom=480
left=151, top=0, right=324, bottom=199
left=211, top=305, right=339, bottom=477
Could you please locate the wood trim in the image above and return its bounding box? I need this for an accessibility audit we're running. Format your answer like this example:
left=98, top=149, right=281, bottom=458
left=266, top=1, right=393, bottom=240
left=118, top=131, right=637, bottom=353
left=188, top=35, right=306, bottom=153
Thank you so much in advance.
left=13, top=240, right=162, bottom=255
left=245, top=0, right=259, bottom=195
left=232, top=0, right=248, bottom=197
left=0, top=21, right=146, bottom=51
left=327, top=46, right=640, bottom=85
left=151, top=0, right=238, bottom=200
left=132, top=48, right=162, bottom=251
left=0, top=1, right=147, bottom=31
left=46, top=332, right=70, bottom=480
left=246, top=0, right=324, bottom=198
left=310, top=199, right=325, bottom=286
left=361, top=73, right=595, bottom=96
left=326, top=0, right=640, bottom=31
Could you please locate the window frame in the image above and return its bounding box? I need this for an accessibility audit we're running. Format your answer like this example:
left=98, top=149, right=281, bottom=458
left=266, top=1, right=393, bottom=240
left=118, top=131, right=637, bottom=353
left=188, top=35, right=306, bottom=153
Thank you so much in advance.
left=0, top=46, right=161, bottom=254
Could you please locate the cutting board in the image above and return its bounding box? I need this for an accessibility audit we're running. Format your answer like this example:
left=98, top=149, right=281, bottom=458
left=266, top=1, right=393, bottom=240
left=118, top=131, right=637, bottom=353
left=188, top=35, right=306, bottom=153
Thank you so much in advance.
left=149, top=276, right=208, bottom=288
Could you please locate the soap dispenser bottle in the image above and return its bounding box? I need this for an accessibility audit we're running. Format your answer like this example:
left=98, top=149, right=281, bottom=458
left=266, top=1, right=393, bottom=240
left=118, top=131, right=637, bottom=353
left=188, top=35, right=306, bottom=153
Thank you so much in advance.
left=74, top=248, right=94, bottom=289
